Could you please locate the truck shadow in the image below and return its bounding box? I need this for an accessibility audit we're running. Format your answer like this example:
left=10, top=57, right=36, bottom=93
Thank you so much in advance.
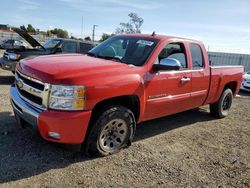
left=135, top=108, right=214, bottom=141
left=0, top=75, right=15, bottom=85
left=0, top=111, right=89, bottom=183
left=0, top=108, right=214, bottom=183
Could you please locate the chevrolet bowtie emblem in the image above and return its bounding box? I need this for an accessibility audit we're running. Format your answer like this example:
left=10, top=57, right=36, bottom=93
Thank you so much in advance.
left=17, top=79, right=24, bottom=89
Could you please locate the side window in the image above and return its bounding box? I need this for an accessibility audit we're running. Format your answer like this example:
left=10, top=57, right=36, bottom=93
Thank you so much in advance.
left=61, top=42, right=77, bottom=53
left=158, top=43, right=187, bottom=69
left=190, top=44, right=204, bottom=68
left=80, top=43, right=94, bottom=54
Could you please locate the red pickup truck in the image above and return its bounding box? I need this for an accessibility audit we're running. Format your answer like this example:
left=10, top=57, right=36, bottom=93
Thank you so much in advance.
left=10, top=34, right=243, bottom=156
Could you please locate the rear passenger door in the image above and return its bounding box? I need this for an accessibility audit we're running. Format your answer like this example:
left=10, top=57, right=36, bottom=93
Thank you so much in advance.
left=189, top=43, right=210, bottom=107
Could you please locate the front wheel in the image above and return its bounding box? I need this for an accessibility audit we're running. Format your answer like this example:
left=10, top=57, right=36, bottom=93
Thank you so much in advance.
left=210, top=88, right=233, bottom=118
left=85, top=105, right=136, bottom=157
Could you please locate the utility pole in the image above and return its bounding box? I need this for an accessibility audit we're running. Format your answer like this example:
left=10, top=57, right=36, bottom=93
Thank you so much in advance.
left=92, top=24, right=98, bottom=42
left=81, top=16, right=83, bottom=39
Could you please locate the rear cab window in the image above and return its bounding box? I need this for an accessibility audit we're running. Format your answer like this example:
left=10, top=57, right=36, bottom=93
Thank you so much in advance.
left=189, top=43, right=204, bottom=69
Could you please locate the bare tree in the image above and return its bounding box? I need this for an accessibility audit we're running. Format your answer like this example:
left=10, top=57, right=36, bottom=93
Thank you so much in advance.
left=115, top=12, right=144, bottom=34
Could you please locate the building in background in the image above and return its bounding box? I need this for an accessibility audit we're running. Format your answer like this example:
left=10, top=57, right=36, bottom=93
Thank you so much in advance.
left=0, top=24, right=9, bottom=30
left=208, top=52, right=250, bottom=72
left=0, top=24, right=57, bottom=44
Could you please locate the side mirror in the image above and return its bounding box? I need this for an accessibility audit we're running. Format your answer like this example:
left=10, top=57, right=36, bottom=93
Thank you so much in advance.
left=153, top=58, right=181, bottom=71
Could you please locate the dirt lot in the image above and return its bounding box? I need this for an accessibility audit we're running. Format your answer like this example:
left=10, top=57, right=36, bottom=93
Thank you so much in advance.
left=0, top=67, right=249, bottom=187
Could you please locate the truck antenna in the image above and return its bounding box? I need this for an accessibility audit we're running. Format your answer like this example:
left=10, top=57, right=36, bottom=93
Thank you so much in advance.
left=151, top=31, right=156, bottom=36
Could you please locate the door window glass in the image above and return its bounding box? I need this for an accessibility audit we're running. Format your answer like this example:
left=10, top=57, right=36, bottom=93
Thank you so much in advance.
left=158, top=43, right=187, bottom=69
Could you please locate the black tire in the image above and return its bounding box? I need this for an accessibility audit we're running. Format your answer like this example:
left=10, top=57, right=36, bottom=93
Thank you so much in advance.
left=210, top=88, right=233, bottom=118
left=84, top=105, right=136, bottom=157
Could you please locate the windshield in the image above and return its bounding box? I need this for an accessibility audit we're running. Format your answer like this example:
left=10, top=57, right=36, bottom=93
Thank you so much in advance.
left=88, top=36, right=159, bottom=66
left=43, top=39, right=61, bottom=49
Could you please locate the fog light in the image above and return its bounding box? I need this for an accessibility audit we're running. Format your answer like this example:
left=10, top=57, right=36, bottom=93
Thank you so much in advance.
left=48, top=132, right=60, bottom=139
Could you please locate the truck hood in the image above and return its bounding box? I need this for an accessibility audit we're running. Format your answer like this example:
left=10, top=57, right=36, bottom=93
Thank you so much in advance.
left=13, top=28, right=45, bottom=50
left=17, top=54, right=134, bottom=84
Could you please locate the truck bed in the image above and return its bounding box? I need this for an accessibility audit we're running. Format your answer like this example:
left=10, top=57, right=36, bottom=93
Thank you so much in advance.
left=205, top=65, right=244, bottom=105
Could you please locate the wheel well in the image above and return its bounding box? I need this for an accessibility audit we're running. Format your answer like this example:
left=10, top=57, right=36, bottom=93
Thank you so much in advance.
left=223, top=81, right=238, bottom=95
left=91, top=95, right=140, bottom=123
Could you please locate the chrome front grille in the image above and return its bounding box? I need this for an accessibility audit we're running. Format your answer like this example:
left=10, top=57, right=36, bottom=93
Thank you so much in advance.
left=15, top=70, right=50, bottom=110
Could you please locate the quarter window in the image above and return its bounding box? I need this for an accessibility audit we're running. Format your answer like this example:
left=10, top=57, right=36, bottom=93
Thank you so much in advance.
left=190, top=44, right=204, bottom=68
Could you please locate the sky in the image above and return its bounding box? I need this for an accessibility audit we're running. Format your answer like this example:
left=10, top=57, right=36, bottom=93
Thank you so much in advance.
left=1, top=0, right=250, bottom=54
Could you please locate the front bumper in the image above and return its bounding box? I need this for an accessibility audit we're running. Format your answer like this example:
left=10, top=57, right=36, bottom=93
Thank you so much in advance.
left=10, top=86, right=92, bottom=144
left=0, top=57, right=17, bottom=71
left=240, top=82, right=250, bottom=92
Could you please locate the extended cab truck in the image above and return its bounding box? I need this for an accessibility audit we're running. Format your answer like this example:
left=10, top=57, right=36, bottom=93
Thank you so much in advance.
left=10, top=34, right=243, bottom=156
left=0, top=28, right=96, bottom=72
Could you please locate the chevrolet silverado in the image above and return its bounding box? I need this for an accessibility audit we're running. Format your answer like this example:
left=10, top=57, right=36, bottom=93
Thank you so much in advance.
left=10, top=34, right=243, bottom=156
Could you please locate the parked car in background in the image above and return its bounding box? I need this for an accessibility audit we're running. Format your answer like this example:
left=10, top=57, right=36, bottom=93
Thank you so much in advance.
left=0, top=28, right=96, bottom=72
left=240, top=72, right=250, bottom=92
left=0, top=39, right=7, bottom=49
left=0, top=39, right=28, bottom=50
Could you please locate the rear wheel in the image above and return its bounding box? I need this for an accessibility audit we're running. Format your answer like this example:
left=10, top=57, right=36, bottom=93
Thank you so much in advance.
left=85, top=105, right=136, bottom=157
left=210, top=88, right=233, bottom=118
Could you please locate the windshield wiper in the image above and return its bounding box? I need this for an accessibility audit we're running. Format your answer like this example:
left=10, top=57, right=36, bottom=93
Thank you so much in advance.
left=98, top=55, right=126, bottom=63
left=87, top=52, right=97, bottom=57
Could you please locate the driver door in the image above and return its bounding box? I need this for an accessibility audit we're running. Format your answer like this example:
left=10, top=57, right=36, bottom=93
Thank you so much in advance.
left=143, top=42, right=192, bottom=120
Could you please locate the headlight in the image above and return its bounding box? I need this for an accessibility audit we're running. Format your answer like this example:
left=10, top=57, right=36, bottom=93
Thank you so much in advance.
left=49, top=85, right=85, bottom=110
left=8, top=53, right=21, bottom=60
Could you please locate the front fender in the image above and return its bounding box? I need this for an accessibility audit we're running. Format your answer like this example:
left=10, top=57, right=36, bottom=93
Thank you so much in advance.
left=86, top=73, right=146, bottom=120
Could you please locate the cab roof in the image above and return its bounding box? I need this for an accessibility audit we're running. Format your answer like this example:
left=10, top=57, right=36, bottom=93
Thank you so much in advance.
left=117, top=33, right=203, bottom=45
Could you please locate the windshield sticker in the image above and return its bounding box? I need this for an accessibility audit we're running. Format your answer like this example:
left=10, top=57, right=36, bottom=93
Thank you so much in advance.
left=136, top=40, right=154, bottom=46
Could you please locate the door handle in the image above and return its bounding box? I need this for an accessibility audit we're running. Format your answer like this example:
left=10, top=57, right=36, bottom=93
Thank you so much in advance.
left=181, top=77, right=191, bottom=83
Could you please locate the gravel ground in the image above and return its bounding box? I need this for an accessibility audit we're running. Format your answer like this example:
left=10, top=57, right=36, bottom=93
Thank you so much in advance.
left=0, top=68, right=249, bottom=187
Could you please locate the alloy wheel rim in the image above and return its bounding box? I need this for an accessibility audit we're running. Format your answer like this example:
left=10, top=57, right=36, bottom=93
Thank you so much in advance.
left=222, top=95, right=231, bottom=110
left=99, top=119, right=128, bottom=152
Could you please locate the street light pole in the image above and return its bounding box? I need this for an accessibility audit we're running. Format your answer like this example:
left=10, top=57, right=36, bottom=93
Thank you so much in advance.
left=81, top=16, right=83, bottom=39
left=92, top=24, right=98, bottom=42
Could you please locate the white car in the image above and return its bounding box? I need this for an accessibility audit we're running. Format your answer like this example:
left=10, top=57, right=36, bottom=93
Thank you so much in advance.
left=240, top=72, right=250, bottom=92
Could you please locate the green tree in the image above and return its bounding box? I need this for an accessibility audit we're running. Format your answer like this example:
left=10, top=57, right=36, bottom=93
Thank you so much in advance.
left=84, top=36, right=91, bottom=41
left=26, top=24, right=36, bottom=33
left=70, top=35, right=77, bottom=40
left=99, top=33, right=114, bottom=42
left=115, top=12, right=144, bottom=34
left=20, top=25, right=26, bottom=31
left=50, top=28, right=69, bottom=38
